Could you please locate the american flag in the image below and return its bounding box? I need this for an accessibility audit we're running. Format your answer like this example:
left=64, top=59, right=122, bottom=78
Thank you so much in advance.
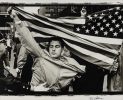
left=11, top=7, right=123, bottom=70
left=74, top=7, right=123, bottom=51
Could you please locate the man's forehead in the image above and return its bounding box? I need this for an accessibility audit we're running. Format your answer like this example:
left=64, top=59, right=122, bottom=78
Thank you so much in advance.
left=50, top=40, right=61, bottom=45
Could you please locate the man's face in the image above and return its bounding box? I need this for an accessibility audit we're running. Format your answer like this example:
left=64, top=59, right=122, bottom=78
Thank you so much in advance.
left=49, top=40, right=63, bottom=59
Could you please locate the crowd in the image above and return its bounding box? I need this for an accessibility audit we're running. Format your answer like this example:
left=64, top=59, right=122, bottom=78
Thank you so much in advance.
left=0, top=25, right=112, bottom=93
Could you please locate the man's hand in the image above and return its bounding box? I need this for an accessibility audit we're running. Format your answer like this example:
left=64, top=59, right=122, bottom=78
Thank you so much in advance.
left=15, top=68, right=20, bottom=73
left=7, top=7, right=21, bottom=23
left=5, top=66, right=10, bottom=71
left=7, top=7, right=17, bottom=19
left=7, top=7, right=12, bottom=14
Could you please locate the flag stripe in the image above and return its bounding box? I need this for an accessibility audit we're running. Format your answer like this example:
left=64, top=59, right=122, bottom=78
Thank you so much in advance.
left=65, top=40, right=114, bottom=65
left=76, top=33, right=123, bottom=45
left=17, top=11, right=74, bottom=31
left=31, top=32, right=52, bottom=38
left=65, top=42, right=112, bottom=70
left=34, top=14, right=75, bottom=28
left=98, top=43, right=121, bottom=51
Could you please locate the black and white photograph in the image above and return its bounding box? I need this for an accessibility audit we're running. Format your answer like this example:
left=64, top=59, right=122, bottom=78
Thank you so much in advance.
left=0, top=1, right=123, bottom=99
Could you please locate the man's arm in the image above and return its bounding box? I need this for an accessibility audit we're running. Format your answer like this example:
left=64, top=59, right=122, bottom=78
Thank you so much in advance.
left=14, top=16, right=45, bottom=58
left=8, top=8, right=45, bottom=57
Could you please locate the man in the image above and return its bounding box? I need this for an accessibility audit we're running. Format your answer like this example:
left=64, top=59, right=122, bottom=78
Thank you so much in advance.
left=30, top=37, right=86, bottom=92
left=6, top=35, right=12, bottom=61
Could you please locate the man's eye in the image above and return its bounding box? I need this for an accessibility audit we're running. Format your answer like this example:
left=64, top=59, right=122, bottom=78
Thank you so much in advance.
left=56, top=45, right=60, bottom=48
left=49, top=46, right=53, bottom=48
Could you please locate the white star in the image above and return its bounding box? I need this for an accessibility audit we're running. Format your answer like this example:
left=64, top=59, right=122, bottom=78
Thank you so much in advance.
left=82, top=26, right=85, bottom=28
left=76, top=27, right=80, bottom=32
left=110, top=27, right=114, bottom=32
left=109, top=15, right=112, bottom=19
left=119, top=28, right=123, bottom=32
left=99, top=16, right=103, bottom=19
left=88, top=23, right=91, bottom=25
left=91, top=26, right=95, bottom=30
left=103, top=19, right=106, bottom=23
left=93, top=20, right=96, bottom=22
left=115, top=12, right=119, bottom=15
left=104, top=31, right=108, bottom=36
left=87, top=15, right=92, bottom=20
left=113, top=32, right=118, bottom=36
left=118, top=15, right=122, bottom=19
left=94, top=14, right=98, bottom=17
left=85, top=29, right=90, bottom=33
left=116, top=24, right=120, bottom=28
left=100, top=27, right=104, bottom=31
left=116, top=7, right=120, bottom=10
left=101, top=13, right=104, bottom=16
left=106, top=23, right=110, bottom=27
left=95, top=30, right=99, bottom=34
left=97, top=23, right=101, bottom=26
left=112, top=19, right=116, bottom=23
left=109, top=8, right=113, bottom=11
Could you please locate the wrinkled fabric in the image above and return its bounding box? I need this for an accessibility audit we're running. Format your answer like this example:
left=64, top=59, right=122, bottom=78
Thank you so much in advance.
left=31, top=55, right=85, bottom=90
left=109, top=43, right=123, bottom=92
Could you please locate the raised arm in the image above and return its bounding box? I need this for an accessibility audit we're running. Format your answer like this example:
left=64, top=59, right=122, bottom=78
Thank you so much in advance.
left=12, top=11, right=45, bottom=57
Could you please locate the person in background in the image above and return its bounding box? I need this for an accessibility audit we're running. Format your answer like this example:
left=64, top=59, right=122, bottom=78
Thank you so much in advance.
left=13, top=32, right=21, bottom=69
left=16, top=45, right=33, bottom=85
left=6, top=35, right=12, bottom=61
left=0, top=33, right=10, bottom=78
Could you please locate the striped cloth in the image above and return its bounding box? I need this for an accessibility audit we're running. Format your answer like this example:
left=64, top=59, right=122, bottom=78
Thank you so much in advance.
left=11, top=7, right=123, bottom=70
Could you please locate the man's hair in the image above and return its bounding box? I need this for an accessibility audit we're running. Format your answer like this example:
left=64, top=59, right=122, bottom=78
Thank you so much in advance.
left=47, top=37, right=65, bottom=50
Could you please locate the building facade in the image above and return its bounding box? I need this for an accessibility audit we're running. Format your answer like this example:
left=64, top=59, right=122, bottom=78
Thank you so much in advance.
left=0, top=6, right=13, bottom=38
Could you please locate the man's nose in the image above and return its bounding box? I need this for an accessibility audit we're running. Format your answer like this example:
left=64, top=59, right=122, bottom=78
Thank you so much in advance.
left=52, top=46, right=56, bottom=51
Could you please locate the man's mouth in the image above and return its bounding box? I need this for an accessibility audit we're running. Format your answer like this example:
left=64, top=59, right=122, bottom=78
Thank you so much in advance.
left=52, top=52, right=56, bottom=55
